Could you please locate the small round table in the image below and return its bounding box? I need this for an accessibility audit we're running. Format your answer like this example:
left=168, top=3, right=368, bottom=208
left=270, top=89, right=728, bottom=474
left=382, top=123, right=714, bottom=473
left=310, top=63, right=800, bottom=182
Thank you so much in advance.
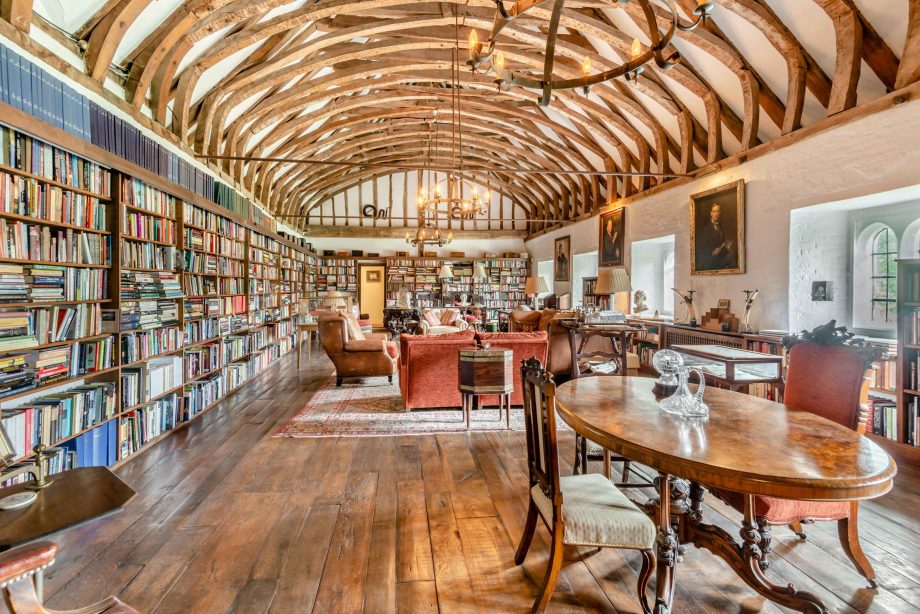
left=458, top=346, right=513, bottom=430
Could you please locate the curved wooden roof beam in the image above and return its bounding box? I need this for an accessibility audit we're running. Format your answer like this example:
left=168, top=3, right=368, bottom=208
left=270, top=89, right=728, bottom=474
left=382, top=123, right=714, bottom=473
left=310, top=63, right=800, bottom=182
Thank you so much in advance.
left=0, top=0, right=32, bottom=32
left=897, top=0, right=920, bottom=89
left=813, top=0, right=862, bottom=115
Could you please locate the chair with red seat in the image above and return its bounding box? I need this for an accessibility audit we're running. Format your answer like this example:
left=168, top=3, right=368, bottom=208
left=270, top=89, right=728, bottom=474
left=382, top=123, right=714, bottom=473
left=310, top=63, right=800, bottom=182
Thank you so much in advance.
left=0, top=541, right=140, bottom=613
left=712, top=341, right=879, bottom=587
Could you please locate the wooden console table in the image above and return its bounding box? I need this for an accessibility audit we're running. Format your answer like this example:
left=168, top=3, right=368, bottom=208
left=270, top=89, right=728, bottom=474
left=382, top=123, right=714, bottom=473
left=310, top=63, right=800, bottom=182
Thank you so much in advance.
left=561, top=322, right=644, bottom=379
left=555, top=377, right=896, bottom=614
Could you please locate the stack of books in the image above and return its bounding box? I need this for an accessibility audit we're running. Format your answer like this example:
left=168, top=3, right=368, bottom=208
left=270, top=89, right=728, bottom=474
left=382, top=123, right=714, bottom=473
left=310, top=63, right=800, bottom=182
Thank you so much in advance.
left=30, top=346, right=70, bottom=386
left=26, top=265, right=65, bottom=301
left=0, top=264, right=27, bottom=302
left=0, top=311, right=37, bottom=351
left=0, top=353, right=34, bottom=398
left=121, top=300, right=179, bottom=331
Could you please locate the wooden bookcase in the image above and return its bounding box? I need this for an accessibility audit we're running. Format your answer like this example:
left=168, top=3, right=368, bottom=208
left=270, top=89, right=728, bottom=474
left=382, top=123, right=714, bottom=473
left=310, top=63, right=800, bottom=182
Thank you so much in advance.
left=894, top=259, right=920, bottom=454
left=0, top=118, right=313, bottom=476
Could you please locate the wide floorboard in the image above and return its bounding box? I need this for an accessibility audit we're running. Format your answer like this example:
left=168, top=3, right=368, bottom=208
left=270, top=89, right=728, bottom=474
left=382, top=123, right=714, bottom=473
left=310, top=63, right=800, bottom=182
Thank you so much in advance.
left=41, top=352, right=920, bottom=613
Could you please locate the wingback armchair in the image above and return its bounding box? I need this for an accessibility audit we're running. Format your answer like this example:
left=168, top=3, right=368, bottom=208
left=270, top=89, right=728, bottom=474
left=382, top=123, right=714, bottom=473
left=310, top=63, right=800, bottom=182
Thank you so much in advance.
left=418, top=307, right=469, bottom=335
left=0, top=541, right=139, bottom=613
left=318, top=313, right=398, bottom=386
left=711, top=342, right=879, bottom=587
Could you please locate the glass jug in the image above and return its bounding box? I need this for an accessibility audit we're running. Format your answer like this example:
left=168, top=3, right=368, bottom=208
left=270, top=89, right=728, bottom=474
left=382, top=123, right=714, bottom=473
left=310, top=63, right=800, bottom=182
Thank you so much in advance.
left=659, top=367, right=709, bottom=418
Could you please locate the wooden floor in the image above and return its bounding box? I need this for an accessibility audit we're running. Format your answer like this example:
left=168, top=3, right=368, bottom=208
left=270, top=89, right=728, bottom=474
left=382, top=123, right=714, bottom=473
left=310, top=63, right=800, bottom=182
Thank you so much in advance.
left=42, top=351, right=920, bottom=614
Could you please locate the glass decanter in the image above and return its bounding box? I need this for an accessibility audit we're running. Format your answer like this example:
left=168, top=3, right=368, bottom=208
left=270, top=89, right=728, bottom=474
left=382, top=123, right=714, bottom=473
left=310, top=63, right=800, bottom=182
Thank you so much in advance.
left=659, top=367, right=709, bottom=418
left=652, top=349, right=683, bottom=397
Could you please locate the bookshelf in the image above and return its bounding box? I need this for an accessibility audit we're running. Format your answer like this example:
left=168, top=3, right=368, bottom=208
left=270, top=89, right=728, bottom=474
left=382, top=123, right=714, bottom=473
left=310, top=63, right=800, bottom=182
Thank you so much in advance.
left=317, top=257, right=357, bottom=296
left=475, top=258, right=528, bottom=319
left=895, top=259, right=920, bottom=454
left=0, top=117, right=315, bottom=480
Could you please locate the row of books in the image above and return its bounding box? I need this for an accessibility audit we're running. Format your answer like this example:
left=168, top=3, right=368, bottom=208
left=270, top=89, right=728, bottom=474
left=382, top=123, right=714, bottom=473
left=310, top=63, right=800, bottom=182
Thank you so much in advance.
left=121, top=178, right=177, bottom=218
left=121, top=356, right=184, bottom=408
left=866, top=399, right=898, bottom=440
left=1, top=172, right=108, bottom=231
left=120, top=271, right=183, bottom=301
left=184, top=250, right=243, bottom=276
left=0, top=303, right=102, bottom=349
left=0, top=219, right=110, bottom=264
left=184, top=228, right=245, bottom=258
left=119, top=396, right=179, bottom=459
left=868, top=358, right=897, bottom=392
left=249, top=263, right=280, bottom=280
left=184, top=343, right=222, bottom=380
left=183, top=373, right=225, bottom=420
left=906, top=358, right=920, bottom=392
left=122, top=242, right=178, bottom=270
left=0, top=337, right=112, bottom=399
left=184, top=317, right=224, bottom=345
left=122, top=209, right=176, bottom=243
left=0, top=128, right=109, bottom=196
left=16, top=265, right=106, bottom=302
left=0, top=382, right=116, bottom=458
left=121, top=326, right=183, bottom=364
left=183, top=204, right=246, bottom=239
left=905, top=307, right=920, bottom=345
left=0, top=47, right=93, bottom=143
left=249, top=233, right=279, bottom=251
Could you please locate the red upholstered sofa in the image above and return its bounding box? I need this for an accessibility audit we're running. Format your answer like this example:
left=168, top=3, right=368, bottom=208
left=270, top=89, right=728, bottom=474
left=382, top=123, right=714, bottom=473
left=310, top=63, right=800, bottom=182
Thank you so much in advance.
left=398, top=330, right=548, bottom=410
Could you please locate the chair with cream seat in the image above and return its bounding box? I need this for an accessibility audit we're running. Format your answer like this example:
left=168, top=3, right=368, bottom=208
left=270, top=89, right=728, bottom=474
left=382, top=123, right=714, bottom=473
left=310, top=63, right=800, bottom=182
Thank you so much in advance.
left=515, top=357, right=657, bottom=613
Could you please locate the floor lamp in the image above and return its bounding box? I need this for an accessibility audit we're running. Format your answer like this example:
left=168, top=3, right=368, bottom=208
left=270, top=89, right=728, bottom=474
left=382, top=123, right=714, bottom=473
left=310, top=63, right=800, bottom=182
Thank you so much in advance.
left=525, top=276, right=548, bottom=309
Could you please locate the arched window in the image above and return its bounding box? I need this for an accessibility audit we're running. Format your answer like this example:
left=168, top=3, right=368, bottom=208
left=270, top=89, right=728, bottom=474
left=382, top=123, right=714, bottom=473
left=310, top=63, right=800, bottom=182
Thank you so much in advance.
left=870, top=227, right=897, bottom=324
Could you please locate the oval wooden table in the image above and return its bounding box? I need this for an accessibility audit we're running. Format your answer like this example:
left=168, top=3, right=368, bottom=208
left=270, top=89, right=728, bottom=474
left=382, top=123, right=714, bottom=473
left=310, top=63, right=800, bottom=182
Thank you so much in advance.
left=555, top=376, right=897, bottom=614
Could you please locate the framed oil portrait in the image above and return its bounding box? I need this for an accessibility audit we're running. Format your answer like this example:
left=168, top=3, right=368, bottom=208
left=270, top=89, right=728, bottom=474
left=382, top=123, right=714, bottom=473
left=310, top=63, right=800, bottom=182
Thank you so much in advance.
left=554, top=235, right=570, bottom=282
left=366, top=270, right=381, bottom=283
left=598, top=207, right=625, bottom=267
left=690, top=179, right=745, bottom=276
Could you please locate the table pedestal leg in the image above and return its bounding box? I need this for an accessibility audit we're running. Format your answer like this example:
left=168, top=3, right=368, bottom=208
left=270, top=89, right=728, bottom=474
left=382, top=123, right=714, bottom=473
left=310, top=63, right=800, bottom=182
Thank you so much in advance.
left=650, top=472, right=680, bottom=614
left=297, top=330, right=302, bottom=370
left=504, top=394, right=511, bottom=430
left=678, top=487, right=828, bottom=614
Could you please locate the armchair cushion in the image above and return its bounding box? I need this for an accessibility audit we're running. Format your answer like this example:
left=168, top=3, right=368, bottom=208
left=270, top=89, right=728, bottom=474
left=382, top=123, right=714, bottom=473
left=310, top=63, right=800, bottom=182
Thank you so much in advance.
left=538, top=309, right=558, bottom=331
left=343, top=312, right=366, bottom=341
left=423, top=310, right=442, bottom=327
left=345, top=339, right=399, bottom=359
left=532, top=474, right=656, bottom=548
left=713, top=490, right=850, bottom=525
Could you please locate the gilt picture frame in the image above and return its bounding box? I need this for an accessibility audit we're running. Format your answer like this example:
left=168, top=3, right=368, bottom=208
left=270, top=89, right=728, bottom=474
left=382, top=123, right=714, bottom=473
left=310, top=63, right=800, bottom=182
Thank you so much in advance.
left=598, top=207, right=625, bottom=267
left=554, top=235, right=570, bottom=282
left=690, top=180, right=745, bottom=276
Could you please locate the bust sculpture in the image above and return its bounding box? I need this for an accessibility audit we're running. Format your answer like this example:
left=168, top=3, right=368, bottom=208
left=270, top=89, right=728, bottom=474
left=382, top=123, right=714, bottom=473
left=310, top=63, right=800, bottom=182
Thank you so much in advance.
left=633, top=289, right=649, bottom=313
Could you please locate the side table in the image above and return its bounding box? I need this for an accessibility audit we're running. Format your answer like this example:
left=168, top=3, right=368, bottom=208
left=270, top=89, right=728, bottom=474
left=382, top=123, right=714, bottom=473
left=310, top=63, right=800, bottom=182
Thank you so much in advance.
left=297, top=322, right=319, bottom=369
left=458, top=346, right=513, bottom=430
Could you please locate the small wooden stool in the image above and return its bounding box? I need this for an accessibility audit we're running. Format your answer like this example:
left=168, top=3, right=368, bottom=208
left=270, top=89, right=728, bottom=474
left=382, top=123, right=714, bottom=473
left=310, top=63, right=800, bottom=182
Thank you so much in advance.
left=297, top=322, right=319, bottom=369
left=458, top=346, right=513, bottom=430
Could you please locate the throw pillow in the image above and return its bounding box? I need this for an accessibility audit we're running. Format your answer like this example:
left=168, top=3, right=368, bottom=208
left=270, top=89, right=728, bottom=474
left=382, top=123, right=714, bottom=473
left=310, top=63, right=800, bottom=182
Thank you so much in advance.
left=343, top=313, right=366, bottom=341
left=423, top=309, right=442, bottom=328
left=439, top=309, right=458, bottom=326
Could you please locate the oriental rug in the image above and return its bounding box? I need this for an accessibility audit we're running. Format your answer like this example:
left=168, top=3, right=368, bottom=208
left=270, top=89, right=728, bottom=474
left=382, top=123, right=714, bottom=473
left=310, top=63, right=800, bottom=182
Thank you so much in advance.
left=274, top=374, right=527, bottom=438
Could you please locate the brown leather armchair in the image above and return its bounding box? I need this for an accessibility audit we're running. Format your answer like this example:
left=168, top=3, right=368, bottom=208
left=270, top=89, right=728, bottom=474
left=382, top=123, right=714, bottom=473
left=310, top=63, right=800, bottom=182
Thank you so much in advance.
left=318, top=313, right=398, bottom=386
left=0, top=541, right=139, bottom=613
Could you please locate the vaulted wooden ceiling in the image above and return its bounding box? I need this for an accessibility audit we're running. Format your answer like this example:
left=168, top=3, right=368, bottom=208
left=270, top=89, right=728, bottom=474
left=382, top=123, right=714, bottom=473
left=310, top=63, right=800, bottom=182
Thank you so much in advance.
left=11, top=0, right=920, bottom=232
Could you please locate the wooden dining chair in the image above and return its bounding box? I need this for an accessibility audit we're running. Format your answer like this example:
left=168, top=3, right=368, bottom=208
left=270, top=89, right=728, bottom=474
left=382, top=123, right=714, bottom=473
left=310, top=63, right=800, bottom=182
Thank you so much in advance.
left=0, top=541, right=140, bottom=613
left=711, top=342, right=879, bottom=587
left=516, top=357, right=657, bottom=613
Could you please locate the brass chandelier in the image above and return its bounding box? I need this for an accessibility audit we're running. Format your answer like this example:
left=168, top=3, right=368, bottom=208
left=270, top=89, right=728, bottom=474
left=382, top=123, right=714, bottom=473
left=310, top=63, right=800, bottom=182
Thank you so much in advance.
left=405, top=219, right=453, bottom=248
left=468, top=0, right=714, bottom=107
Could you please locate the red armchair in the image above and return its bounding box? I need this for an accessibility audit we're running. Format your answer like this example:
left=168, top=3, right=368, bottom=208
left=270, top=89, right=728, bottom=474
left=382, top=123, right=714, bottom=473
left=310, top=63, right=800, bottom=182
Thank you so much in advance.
left=712, top=342, right=879, bottom=587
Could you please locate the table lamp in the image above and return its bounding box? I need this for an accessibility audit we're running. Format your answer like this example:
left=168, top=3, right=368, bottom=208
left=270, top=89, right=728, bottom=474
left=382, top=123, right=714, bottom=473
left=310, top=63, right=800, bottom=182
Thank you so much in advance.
left=327, top=290, right=348, bottom=309
left=525, top=276, right=548, bottom=309
left=438, top=263, right=454, bottom=279
left=594, top=268, right=631, bottom=312
left=472, top=262, right=488, bottom=280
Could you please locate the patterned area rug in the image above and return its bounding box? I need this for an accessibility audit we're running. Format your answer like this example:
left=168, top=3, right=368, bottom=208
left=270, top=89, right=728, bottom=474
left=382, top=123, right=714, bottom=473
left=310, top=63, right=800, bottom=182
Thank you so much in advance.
left=275, top=374, right=527, bottom=438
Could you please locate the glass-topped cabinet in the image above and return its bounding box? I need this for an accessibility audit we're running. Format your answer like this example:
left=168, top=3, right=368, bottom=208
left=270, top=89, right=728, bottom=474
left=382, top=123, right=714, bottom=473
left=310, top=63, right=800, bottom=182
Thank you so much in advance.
left=671, top=344, right=784, bottom=391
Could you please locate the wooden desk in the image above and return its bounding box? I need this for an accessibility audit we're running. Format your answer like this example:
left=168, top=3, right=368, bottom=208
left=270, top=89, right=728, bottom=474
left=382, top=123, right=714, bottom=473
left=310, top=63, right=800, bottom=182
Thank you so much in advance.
left=555, top=377, right=896, bottom=614
left=0, top=467, right=135, bottom=600
left=297, top=322, right=319, bottom=369
left=561, top=322, right=643, bottom=379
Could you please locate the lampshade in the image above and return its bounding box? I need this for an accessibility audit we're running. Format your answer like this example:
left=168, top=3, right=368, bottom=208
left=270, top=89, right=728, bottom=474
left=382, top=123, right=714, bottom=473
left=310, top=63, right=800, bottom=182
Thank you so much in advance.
left=327, top=290, right=347, bottom=308
left=525, top=276, right=549, bottom=296
left=594, top=268, right=631, bottom=295
left=472, top=262, right=488, bottom=280
left=438, top=263, right=454, bottom=278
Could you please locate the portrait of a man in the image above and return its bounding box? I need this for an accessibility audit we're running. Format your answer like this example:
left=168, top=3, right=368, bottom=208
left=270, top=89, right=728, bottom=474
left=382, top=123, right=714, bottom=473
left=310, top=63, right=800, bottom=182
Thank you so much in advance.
left=690, top=180, right=745, bottom=275
left=554, top=236, right=570, bottom=282
left=598, top=208, right=625, bottom=267
left=811, top=281, right=830, bottom=301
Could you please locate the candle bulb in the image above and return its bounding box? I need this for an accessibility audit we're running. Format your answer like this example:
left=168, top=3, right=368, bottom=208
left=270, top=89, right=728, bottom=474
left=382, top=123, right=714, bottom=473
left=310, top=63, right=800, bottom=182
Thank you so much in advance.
left=494, top=50, right=505, bottom=70
left=631, top=38, right=642, bottom=60
left=469, top=29, right=479, bottom=50
left=582, top=56, right=592, bottom=77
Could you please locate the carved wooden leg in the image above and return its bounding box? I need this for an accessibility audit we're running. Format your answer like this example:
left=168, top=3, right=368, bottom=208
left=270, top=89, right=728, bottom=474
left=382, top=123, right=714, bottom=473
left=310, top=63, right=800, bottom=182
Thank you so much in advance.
left=638, top=549, right=656, bottom=614
left=653, top=472, right=679, bottom=614
left=622, top=459, right=631, bottom=484
left=515, top=500, right=539, bottom=565
left=837, top=502, right=877, bottom=588
left=532, top=524, right=565, bottom=614
left=336, top=376, right=343, bottom=387
left=573, top=435, right=586, bottom=475
left=387, top=375, right=393, bottom=384
left=789, top=521, right=807, bottom=539
left=757, top=518, right=772, bottom=572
